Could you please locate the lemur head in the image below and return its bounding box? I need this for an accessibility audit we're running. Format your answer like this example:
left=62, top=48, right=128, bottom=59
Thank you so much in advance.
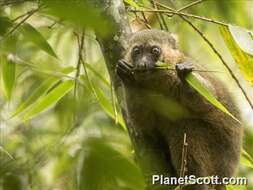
left=125, top=29, right=184, bottom=70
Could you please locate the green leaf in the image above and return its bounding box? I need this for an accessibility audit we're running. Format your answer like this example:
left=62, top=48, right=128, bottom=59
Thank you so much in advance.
left=124, top=0, right=140, bottom=8
left=240, top=149, right=253, bottom=169
left=92, top=83, right=126, bottom=129
left=20, top=23, right=57, bottom=58
left=1, top=56, right=16, bottom=100
left=229, top=25, right=253, bottom=56
left=226, top=185, right=246, bottom=190
left=42, top=0, right=111, bottom=37
left=85, top=63, right=110, bottom=87
left=0, top=16, right=12, bottom=36
left=220, top=26, right=253, bottom=84
left=185, top=73, right=240, bottom=123
left=22, top=80, right=74, bottom=121
left=11, top=67, right=75, bottom=118
left=82, top=63, right=125, bottom=129
left=80, top=138, right=145, bottom=190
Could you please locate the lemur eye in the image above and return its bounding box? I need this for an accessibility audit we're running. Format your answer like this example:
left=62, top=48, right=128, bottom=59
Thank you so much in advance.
left=132, top=46, right=141, bottom=55
left=151, top=46, right=161, bottom=56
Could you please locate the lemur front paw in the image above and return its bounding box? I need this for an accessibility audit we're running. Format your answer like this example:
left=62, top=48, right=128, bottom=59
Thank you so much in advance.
left=176, top=62, right=193, bottom=79
left=116, top=59, right=134, bottom=82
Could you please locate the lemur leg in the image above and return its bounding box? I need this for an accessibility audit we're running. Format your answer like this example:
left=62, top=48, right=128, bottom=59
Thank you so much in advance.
left=163, top=119, right=219, bottom=190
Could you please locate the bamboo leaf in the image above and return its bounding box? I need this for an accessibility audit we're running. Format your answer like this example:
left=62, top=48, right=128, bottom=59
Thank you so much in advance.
left=20, top=23, right=57, bottom=58
left=185, top=73, right=240, bottom=123
left=124, top=0, right=140, bottom=8
left=226, top=185, right=235, bottom=190
left=11, top=67, right=75, bottom=118
left=82, top=63, right=125, bottom=129
left=1, top=56, right=16, bottom=100
left=92, top=84, right=126, bottom=129
left=80, top=138, right=145, bottom=190
left=229, top=25, right=253, bottom=56
left=22, top=80, right=74, bottom=121
left=220, top=26, right=253, bottom=84
left=42, top=0, right=111, bottom=37
left=0, top=16, right=12, bottom=36
left=85, top=63, right=110, bottom=87
left=240, top=149, right=253, bottom=169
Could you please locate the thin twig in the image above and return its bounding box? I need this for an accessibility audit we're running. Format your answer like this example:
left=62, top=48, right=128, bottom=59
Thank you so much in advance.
left=140, top=12, right=148, bottom=24
left=0, top=0, right=26, bottom=6
left=179, top=133, right=188, bottom=190
left=133, top=12, right=151, bottom=29
left=5, top=5, right=42, bottom=37
left=179, top=16, right=253, bottom=111
left=73, top=30, right=90, bottom=126
left=11, top=6, right=41, bottom=22
left=15, top=58, right=76, bottom=80
left=78, top=31, right=119, bottom=125
left=74, top=31, right=85, bottom=99
left=130, top=9, right=228, bottom=27
left=150, top=0, right=165, bottom=30
left=47, top=21, right=58, bottom=29
left=153, top=0, right=169, bottom=31
left=177, top=0, right=207, bottom=12
left=111, top=83, right=119, bottom=125
left=170, top=11, right=228, bottom=26
left=77, top=31, right=99, bottom=100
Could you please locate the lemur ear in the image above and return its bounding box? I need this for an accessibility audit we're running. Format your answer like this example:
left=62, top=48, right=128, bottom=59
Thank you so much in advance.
left=170, top=33, right=179, bottom=49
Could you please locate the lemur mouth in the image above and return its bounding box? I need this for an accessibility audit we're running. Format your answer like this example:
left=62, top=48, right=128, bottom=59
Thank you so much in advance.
left=133, top=62, right=155, bottom=71
left=133, top=67, right=154, bottom=71
left=133, top=61, right=172, bottom=72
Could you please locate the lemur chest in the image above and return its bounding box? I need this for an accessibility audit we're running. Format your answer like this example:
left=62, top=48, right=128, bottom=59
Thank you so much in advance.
left=125, top=89, right=191, bottom=129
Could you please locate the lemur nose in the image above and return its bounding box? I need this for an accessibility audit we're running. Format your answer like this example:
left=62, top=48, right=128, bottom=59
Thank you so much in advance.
left=138, top=56, right=153, bottom=69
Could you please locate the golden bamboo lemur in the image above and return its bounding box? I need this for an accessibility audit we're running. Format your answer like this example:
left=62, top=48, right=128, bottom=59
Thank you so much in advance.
left=116, top=29, right=242, bottom=190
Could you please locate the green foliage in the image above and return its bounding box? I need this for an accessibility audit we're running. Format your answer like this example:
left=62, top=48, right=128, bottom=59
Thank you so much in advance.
left=22, top=80, right=75, bottom=121
left=229, top=25, right=253, bottom=56
left=42, top=0, right=112, bottom=37
left=241, top=149, right=253, bottom=169
left=91, top=83, right=126, bottom=129
left=12, top=67, right=75, bottom=118
left=124, top=0, right=140, bottom=8
left=157, top=64, right=239, bottom=123
left=80, top=138, right=145, bottom=190
left=185, top=73, right=240, bottom=123
left=220, top=25, right=253, bottom=85
left=0, top=16, right=12, bottom=36
left=0, top=0, right=252, bottom=189
left=20, top=23, right=58, bottom=58
left=1, top=55, right=16, bottom=100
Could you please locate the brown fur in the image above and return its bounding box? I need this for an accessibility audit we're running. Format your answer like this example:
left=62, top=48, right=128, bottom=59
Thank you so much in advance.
left=117, top=29, right=243, bottom=190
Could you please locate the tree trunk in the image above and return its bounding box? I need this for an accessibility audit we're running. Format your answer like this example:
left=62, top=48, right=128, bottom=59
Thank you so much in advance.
left=93, top=1, right=173, bottom=189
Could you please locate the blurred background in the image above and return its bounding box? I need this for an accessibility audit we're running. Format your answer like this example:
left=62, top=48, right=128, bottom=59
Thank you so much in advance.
left=0, top=0, right=253, bottom=189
